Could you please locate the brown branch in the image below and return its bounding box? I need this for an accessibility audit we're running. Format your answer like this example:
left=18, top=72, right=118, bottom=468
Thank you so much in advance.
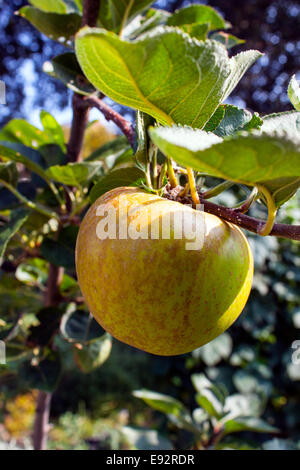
left=32, top=391, right=52, bottom=451
left=84, top=96, right=135, bottom=147
left=67, top=94, right=90, bottom=163
left=165, top=186, right=300, bottom=241
left=67, top=0, right=101, bottom=163
left=201, top=198, right=300, bottom=241
left=82, top=0, right=100, bottom=27
left=32, top=264, right=64, bottom=451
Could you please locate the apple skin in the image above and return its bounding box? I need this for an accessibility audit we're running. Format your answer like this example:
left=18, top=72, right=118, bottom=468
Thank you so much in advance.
left=76, top=187, right=253, bottom=356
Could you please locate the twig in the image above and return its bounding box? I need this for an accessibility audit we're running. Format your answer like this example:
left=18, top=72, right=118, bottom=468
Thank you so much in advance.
left=164, top=186, right=300, bottom=241
left=201, top=197, right=300, bottom=241
left=84, top=96, right=135, bottom=147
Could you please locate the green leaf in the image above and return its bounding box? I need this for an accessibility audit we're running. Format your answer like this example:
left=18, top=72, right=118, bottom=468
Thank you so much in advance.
left=19, top=7, right=82, bottom=44
left=72, top=334, right=112, bottom=373
left=180, top=23, right=209, bottom=41
left=223, top=417, right=278, bottom=435
left=98, top=0, right=155, bottom=34
left=195, top=389, right=224, bottom=418
left=122, top=426, right=173, bottom=451
left=0, top=210, right=29, bottom=260
left=60, top=309, right=106, bottom=343
left=85, top=136, right=130, bottom=162
left=0, top=144, right=50, bottom=184
left=19, top=350, right=62, bottom=392
left=0, top=162, right=18, bottom=186
left=211, top=32, right=245, bottom=49
left=203, top=105, right=225, bottom=132
left=214, top=105, right=261, bottom=137
left=75, top=27, right=261, bottom=128
left=288, top=74, right=300, bottom=111
left=0, top=119, right=51, bottom=148
left=135, top=111, right=156, bottom=167
left=149, top=123, right=300, bottom=207
left=133, top=390, right=186, bottom=417
left=43, top=53, right=96, bottom=96
left=46, top=162, right=103, bottom=186
left=89, top=167, right=144, bottom=203
left=40, top=225, right=78, bottom=269
left=28, top=0, right=67, bottom=13
left=261, top=110, right=300, bottom=135
left=166, top=5, right=228, bottom=31
left=40, top=111, right=65, bottom=150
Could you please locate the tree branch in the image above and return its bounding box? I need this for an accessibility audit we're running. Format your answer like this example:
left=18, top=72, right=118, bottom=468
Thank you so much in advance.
left=32, top=391, right=52, bottom=451
left=32, top=264, right=64, bottom=450
left=67, top=0, right=101, bottom=163
left=201, top=198, right=300, bottom=241
left=82, top=0, right=100, bottom=27
left=84, top=96, right=135, bottom=147
left=165, top=186, right=300, bottom=241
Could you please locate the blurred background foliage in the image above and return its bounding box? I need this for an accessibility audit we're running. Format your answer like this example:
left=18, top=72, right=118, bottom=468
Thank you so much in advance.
left=0, top=0, right=299, bottom=451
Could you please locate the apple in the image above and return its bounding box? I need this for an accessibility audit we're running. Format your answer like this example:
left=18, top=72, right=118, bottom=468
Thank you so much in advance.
left=75, top=187, right=253, bottom=356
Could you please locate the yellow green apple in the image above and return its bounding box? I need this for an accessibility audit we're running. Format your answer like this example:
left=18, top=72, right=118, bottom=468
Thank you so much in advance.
left=76, top=187, right=253, bottom=356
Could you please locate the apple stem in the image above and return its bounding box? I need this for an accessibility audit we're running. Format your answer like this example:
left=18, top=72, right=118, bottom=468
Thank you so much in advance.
left=187, top=167, right=200, bottom=205
left=167, top=157, right=178, bottom=188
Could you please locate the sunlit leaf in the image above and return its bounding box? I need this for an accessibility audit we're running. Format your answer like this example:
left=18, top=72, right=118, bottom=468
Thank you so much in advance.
left=98, top=0, right=154, bottom=34
left=19, top=7, right=81, bottom=44
left=46, top=162, right=103, bottom=185
left=75, top=27, right=261, bottom=128
left=40, top=110, right=65, bottom=150
left=0, top=119, right=51, bottom=148
left=166, top=4, right=228, bottom=31
left=28, top=0, right=67, bottom=13
left=288, top=74, right=300, bottom=111
left=133, top=390, right=187, bottom=417
left=150, top=122, right=300, bottom=206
